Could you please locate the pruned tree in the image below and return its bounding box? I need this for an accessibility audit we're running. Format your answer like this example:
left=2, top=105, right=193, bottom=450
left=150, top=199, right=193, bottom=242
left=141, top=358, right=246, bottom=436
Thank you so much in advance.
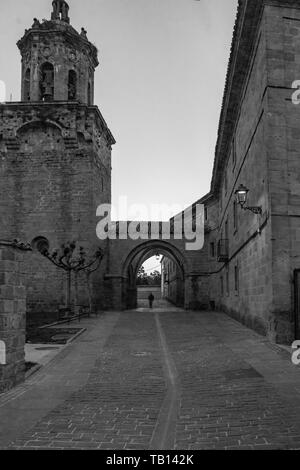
left=38, top=241, right=104, bottom=317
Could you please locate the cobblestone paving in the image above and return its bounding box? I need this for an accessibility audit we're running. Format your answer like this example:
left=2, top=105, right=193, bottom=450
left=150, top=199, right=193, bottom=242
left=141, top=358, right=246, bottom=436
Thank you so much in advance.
left=8, top=313, right=166, bottom=450
left=160, top=312, right=300, bottom=450
left=4, top=310, right=300, bottom=450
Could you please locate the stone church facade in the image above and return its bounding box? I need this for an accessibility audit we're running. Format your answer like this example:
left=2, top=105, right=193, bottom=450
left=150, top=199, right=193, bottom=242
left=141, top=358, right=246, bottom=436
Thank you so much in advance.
left=0, top=0, right=300, bottom=388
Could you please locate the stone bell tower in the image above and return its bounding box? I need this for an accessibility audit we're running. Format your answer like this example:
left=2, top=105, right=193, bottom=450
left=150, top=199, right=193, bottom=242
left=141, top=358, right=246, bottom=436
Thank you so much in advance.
left=0, top=0, right=115, bottom=325
left=19, top=0, right=97, bottom=105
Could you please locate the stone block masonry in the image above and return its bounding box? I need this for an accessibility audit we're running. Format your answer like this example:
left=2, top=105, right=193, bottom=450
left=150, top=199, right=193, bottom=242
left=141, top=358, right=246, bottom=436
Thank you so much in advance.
left=203, top=0, right=300, bottom=344
left=0, top=0, right=115, bottom=326
left=0, top=102, right=114, bottom=325
left=0, top=247, right=26, bottom=393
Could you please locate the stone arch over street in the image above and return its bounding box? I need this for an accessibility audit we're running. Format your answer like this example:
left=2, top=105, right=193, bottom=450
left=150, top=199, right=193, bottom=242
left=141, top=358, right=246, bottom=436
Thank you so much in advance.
left=104, top=231, right=210, bottom=312
left=121, top=240, right=187, bottom=310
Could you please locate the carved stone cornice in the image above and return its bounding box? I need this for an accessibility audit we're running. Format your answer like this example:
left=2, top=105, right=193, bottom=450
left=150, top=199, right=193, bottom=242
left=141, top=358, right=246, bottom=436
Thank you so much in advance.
left=17, top=22, right=99, bottom=68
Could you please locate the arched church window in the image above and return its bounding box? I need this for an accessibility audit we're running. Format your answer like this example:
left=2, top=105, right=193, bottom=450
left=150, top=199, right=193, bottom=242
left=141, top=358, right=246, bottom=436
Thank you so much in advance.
left=87, top=82, right=92, bottom=106
left=51, top=0, right=70, bottom=23
left=40, top=62, right=54, bottom=101
left=68, top=70, right=77, bottom=100
left=24, top=68, right=31, bottom=101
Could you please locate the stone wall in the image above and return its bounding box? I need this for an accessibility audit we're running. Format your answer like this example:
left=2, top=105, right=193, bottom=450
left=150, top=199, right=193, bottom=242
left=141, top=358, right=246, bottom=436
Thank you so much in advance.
left=137, top=286, right=162, bottom=301
left=0, top=247, right=26, bottom=393
left=161, top=256, right=184, bottom=306
left=203, top=1, right=300, bottom=344
left=204, top=2, right=272, bottom=338
left=0, top=103, right=114, bottom=326
left=264, top=4, right=300, bottom=342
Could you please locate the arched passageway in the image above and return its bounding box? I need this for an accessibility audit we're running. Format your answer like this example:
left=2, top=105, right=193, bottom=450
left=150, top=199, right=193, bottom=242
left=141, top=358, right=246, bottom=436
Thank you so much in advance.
left=121, top=240, right=186, bottom=310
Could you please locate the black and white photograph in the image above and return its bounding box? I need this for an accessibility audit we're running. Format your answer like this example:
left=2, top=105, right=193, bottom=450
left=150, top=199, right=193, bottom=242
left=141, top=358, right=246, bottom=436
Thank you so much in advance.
left=0, top=0, right=300, bottom=456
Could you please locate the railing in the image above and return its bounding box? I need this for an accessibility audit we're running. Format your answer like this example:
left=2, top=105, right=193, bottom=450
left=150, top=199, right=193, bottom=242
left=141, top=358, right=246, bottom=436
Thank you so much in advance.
left=217, top=239, right=229, bottom=263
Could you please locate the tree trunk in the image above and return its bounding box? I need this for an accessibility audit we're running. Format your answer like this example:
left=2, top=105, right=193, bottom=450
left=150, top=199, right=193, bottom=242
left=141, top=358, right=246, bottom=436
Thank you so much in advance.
left=66, top=270, right=72, bottom=312
left=86, top=271, right=92, bottom=317
left=74, top=271, right=79, bottom=317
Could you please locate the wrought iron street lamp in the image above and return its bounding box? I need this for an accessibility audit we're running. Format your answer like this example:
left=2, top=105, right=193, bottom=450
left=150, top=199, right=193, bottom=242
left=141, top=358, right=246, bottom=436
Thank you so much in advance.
left=234, top=184, right=262, bottom=215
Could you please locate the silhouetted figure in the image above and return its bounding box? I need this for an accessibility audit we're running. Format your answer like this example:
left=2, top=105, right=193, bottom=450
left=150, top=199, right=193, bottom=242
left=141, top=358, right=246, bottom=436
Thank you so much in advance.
left=148, top=293, right=155, bottom=309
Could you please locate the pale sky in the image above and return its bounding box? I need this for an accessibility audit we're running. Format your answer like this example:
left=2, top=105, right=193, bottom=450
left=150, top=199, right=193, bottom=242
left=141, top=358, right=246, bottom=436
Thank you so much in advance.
left=0, top=0, right=238, bottom=224
left=142, top=255, right=162, bottom=275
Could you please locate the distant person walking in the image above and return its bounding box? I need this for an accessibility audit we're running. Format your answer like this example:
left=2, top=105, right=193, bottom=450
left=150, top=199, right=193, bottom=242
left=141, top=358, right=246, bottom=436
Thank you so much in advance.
left=148, top=293, right=155, bottom=309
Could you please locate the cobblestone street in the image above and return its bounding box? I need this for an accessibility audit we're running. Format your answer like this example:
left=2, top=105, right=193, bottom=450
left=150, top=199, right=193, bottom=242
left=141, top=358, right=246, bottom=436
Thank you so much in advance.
left=1, top=308, right=300, bottom=450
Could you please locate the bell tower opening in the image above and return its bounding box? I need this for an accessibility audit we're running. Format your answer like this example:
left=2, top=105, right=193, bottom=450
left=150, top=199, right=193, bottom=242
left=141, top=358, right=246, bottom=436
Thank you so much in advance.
left=24, top=68, right=31, bottom=101
left=51, top=0, right=70, bottom=24
left=87, top=82, right=92, bottom=106
left=68, top=70, right=77, bottom=100
left=40, top=62, right=54, bottom=101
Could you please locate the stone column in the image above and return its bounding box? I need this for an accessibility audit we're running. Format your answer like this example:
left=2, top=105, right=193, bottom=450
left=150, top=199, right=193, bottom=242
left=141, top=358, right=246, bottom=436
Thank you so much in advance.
left=0, top=247, right=26, bottom=394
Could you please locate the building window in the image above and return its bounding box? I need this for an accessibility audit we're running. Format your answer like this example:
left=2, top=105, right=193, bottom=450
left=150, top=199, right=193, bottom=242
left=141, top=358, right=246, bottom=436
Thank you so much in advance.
left=24, top=68, right=31, bottom=101
left=40, top=62, right=54, bottom=101
left=68, top=70, right=77, bottom=100
left=205, top=207, right=208, bottom=221
left=226, top=267, right=230, bottom=296
left=233, top=201, right=238, bottom=233
left=87, top=82, right=92, bottom=105
left=234, top=265, right=239, bottom=294
left=210, top=242, right=215, bottom=258
left=220, top=276, right=224, bottom=297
